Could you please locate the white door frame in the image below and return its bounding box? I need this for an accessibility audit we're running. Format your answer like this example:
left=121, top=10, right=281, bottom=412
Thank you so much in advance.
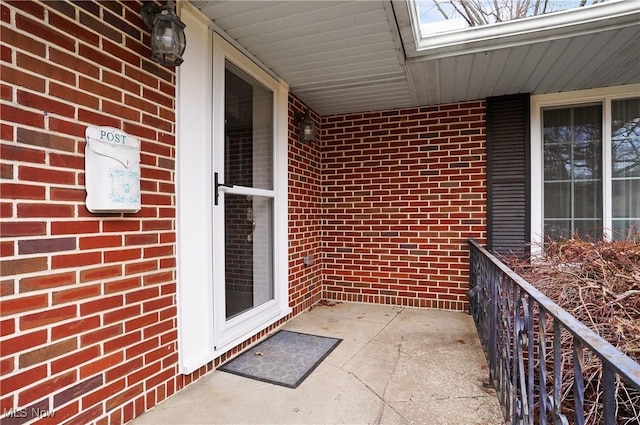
left=176, top=3, right=290, bottom=374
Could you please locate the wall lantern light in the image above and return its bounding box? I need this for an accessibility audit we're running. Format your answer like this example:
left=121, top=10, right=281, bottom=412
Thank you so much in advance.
left=294, top=110, right=316, bottom=143
left=141, top=0, right=186, bottom=66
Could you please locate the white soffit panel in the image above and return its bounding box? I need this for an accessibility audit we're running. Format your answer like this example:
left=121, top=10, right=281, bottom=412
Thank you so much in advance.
left=191, top=1, right=640, bottom=115
left=192, top=1, right=415, bottom=115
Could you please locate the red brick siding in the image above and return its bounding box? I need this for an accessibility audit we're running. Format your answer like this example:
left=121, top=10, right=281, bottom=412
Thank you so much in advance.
left=0, top=3, right=324, bottom=424
left=1, top=1, right=487, bottom=423
left=288, top=96, right=323, bottom=314
left=0, top=1, right=182, bottom=424
left=321, top=104, right=487, bottom=310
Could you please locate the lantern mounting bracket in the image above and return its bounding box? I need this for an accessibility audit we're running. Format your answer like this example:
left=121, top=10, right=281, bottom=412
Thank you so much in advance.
left=140, top=0, right=186, bottom=67
left=140, top=1, right=173, bottom=30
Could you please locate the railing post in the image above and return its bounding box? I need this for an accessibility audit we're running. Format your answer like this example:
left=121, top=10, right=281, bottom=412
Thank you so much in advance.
left=511, top=284, right=519, bottom=423
left=572, top=339, right=585, bottom=425
left=538, top=308, right=548, bottom=425
left=527, top=296, right=535, bottom=423
left=602, top=366, right=615, bottom=425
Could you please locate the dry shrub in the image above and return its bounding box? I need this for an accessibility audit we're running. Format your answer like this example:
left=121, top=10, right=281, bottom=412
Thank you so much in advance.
left=506, top=235, right=640, bottom=424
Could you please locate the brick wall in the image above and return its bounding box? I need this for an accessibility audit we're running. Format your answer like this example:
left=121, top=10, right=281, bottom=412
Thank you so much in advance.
left=0, top=3, right=325, bottom=424
left=1, top=1, right=486, bottom=423
left=321, top=103, right=487, bottom=311
left=0, top=1, right=182, bottom=424
left=288, top=96, right=323, bottom=314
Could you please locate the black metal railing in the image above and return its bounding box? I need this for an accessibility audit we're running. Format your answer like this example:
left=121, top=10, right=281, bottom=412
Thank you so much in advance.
left=468, top=239, right=640, bottom=425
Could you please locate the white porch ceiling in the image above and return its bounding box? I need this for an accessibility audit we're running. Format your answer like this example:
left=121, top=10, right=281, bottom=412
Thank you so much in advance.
left=190, top=0, right=640, bottom=116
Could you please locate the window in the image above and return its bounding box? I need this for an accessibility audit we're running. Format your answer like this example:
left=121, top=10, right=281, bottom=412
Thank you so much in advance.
left=416, top=0, right=613, bottom=34
left=611, top=98, right=640, bottom=237
left=532, top=86, right=640, bottom=244
left=542, top=104, right=603, bottom=240
left=408, top=1, right=636, bottom=58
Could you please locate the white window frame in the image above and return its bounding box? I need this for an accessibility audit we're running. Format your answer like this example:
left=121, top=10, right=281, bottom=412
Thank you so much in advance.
left=407, top=0, right=638, bottom=59
left=176, top=2, right=290, bottom=375
left=530, top=83, right=640, bottom=253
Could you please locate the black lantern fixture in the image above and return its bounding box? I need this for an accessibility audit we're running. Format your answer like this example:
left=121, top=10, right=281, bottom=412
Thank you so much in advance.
left=141, top=0, right=186, bottom=66
left=294, top=110, right=316, bottom=143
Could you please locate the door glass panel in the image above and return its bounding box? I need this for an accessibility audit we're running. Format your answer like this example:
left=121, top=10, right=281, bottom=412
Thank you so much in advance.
left=223, top=59, right=275, bottom=320
left=224, top=194, right=273, bottom=319
left=225, top=61, right=273, bottom=190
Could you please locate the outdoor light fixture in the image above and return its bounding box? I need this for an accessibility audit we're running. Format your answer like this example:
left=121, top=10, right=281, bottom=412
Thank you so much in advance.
left=141, top=0, right=186, bottom=66
left=294, top=110, right=316, bottom=143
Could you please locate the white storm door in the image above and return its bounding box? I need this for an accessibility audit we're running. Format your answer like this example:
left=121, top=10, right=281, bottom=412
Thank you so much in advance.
left=211, top=34, right=290, bottom=352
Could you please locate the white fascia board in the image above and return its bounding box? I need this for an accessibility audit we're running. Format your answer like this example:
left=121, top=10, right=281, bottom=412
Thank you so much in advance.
left=407, top=0, right=640, bottom=61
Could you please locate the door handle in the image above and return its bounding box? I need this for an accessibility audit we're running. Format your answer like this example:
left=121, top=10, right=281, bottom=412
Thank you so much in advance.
left=247, top=220, right=256, bottom=242
left=214, top=172, right=233, bottom=205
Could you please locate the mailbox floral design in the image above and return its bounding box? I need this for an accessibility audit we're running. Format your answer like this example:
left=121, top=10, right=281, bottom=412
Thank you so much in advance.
left=85, top=126, right=141, bottom=213
left=109, top=168, right=141, bottom=205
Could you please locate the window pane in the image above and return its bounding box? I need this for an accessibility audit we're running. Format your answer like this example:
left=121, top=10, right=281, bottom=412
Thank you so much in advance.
left=543, top=108, right=571, bottom=145
left=574, top=181, right=602, bottom=218
left=417, top=1, right=615, bottom=33
left=574, top=220, right=603, bottom=241
left=544, top=182, right=570, bottom=218
left=612, top=98, right=640, bottom=177
left=612, top=139, right=640, bottom=178
left=543, top=104, right=603, bottom=241
left=544, top=220, right=571, bottom=241
left=612, top=180, right=640, bottom=218
left=573, top=140, right=601, bottom=180
left=573, top=105, right=602, bottom=143
left=611, top=98, right=640, bottom=240
left=544, top=144, right=571, bottom=180
left=224, top=194, right=273, bottom=319
left=612, top=219, right=640, bottom=240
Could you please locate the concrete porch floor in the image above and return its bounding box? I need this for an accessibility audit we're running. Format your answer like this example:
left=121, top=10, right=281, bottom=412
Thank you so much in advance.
left=130, top=302, right=504, bottom=425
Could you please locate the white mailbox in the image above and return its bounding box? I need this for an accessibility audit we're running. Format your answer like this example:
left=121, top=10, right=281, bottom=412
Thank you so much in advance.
left=85, top=126, right=141, bottom=213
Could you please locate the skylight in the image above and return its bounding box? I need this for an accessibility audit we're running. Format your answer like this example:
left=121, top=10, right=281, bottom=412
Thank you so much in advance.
left=408, top=0, right=636, bottom=58
left=416, top=0, right=613, bottom=36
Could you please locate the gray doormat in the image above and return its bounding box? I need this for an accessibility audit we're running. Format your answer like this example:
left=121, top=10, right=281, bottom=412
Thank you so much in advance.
left=219, top=330, right=342, bottom=388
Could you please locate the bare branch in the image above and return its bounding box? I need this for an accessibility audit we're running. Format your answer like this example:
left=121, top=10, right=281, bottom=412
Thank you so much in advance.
left=432, top=0, right=450, bottom=20
left=430, top=0, right=602, bottom=26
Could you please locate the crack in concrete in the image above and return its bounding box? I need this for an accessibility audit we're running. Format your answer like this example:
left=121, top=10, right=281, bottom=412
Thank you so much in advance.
left=339, top=307, right=499, bottom=425
left=346, top=368, right=411, bottom=425
left=372, top=335, right=409, bottom=425
left=340, top=306, right=404, bottom=366
left=340, top=307, right=411, bottom=425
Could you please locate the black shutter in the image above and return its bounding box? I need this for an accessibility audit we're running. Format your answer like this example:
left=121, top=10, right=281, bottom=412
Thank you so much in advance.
left=486, top=94, right=530, bottom=259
